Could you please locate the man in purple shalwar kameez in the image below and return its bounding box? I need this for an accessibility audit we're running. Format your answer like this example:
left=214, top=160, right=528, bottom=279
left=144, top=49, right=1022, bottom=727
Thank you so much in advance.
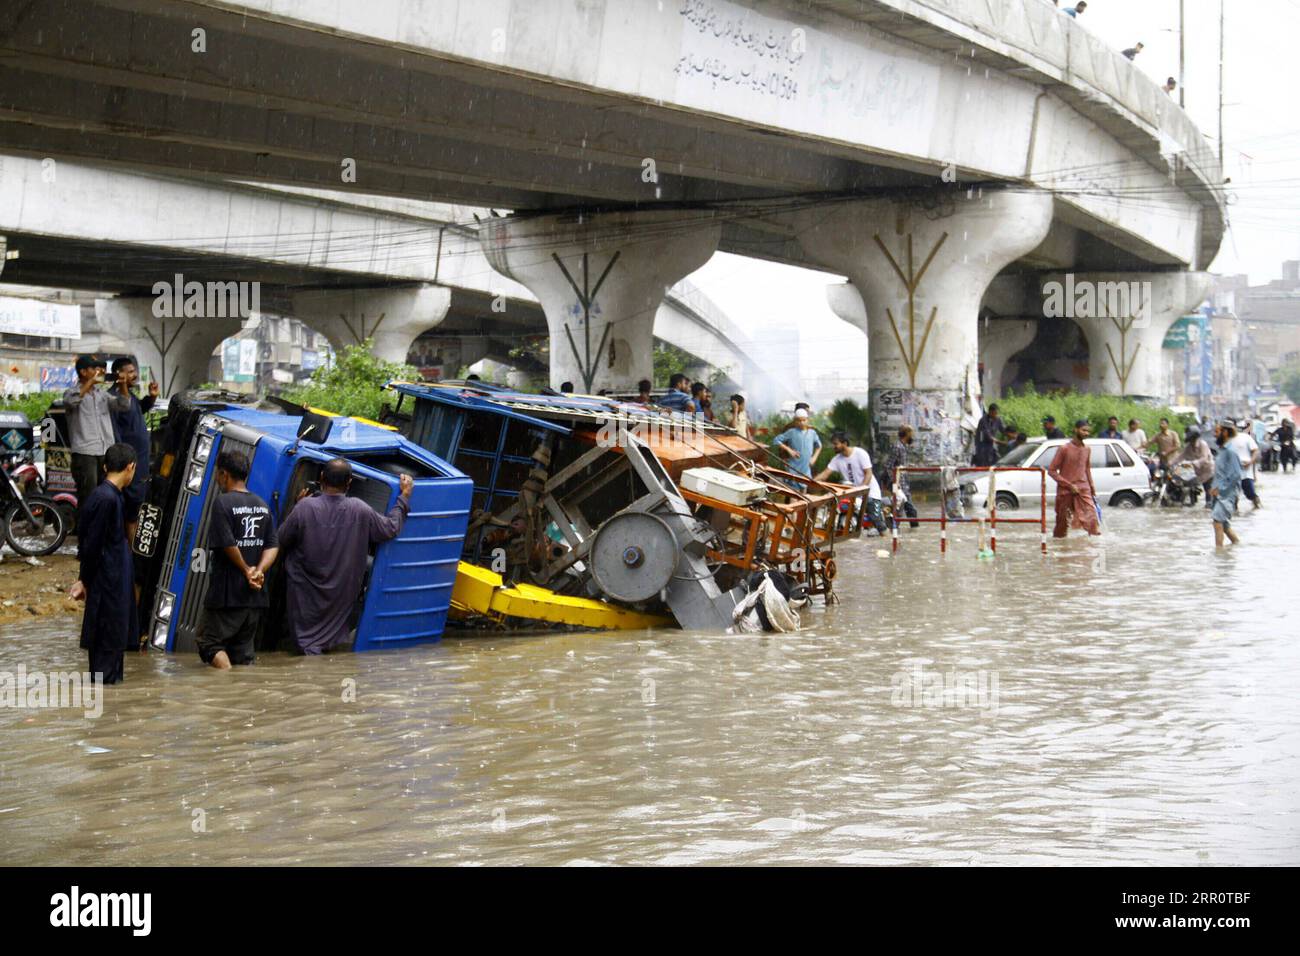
left=276, top=458, right=413, bottom=654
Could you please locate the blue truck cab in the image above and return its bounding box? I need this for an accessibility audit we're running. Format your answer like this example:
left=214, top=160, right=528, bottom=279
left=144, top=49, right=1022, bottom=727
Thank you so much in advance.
left=139, top=404, right=471, bottom=654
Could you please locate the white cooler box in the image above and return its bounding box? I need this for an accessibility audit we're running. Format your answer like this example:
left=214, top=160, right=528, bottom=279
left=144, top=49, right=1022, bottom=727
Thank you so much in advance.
left=679, top=467, right=768, bottom=507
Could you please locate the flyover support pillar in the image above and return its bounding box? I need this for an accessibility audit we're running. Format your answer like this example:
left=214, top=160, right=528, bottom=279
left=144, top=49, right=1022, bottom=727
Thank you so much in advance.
left=979, top=318, right=1038, bottom=402
left=95, top=297, right=244, bottom=397
left=481, top=211, right=720, bottom=393
left=798, top=190, right=1054, bottom=462
left=289, top=285, right=452, bottom=366
left=1053, top=272, right=1211, bottom=399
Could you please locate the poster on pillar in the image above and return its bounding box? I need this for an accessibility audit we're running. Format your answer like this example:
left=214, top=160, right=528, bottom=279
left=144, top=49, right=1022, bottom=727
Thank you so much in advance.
left=872, top=386, right=968, bottom=465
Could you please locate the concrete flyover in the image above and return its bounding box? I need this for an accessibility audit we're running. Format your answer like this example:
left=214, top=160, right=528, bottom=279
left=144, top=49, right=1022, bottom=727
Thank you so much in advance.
left=0, top=0, right=1223, bottom=428
left=0, top=155, right=771, bottom=395
left=0, top=0, right=1222, bottom=262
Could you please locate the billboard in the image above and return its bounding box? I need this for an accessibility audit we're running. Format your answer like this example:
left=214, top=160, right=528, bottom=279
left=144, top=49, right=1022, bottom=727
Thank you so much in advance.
left=222, top=337, right=258, bottom=383
left=1163, top=316, right=1196, bottom=349
left=0, top=297, right=81, bottom=339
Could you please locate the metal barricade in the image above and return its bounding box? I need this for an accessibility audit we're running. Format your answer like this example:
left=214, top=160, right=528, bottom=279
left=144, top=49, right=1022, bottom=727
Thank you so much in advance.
left=891, top=466, right=1049, bottom=554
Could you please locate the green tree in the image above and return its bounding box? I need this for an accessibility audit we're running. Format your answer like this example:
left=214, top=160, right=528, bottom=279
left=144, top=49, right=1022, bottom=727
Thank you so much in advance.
left=1278, top=365, right=1300, bottom=405
left=282, top=339, right=414, bottom=421
left=651, top=341, right=697, bottom=388
left=828, top=398, right=871, bottom=444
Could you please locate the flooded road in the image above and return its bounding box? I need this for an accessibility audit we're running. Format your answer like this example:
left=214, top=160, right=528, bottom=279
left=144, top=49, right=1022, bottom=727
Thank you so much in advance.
left=3, top=476, right=1298, bottom=866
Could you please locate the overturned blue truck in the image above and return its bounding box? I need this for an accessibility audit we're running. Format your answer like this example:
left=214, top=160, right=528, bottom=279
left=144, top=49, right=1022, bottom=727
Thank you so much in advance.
left=133, top=382, right=827, bottom=652
left=133, top=392, right=471, bottom=655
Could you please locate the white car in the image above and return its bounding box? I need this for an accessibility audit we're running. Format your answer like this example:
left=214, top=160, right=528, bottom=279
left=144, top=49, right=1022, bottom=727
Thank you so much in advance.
left=968, top=438, right=1154, bottom=511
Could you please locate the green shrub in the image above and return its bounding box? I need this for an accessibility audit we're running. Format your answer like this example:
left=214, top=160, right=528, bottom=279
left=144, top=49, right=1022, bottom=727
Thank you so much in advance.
left=1279, top=365, right=1300, bottom=405
left=282, top=340, right=415, bottom=422
left=0, top=392, right=57, bottom=421
left=995, top=385, right=1195, bottom=441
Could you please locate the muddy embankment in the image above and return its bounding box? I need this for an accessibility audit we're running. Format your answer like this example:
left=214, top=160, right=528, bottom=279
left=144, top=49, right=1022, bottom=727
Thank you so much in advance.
left=0, top=551, right=80, bottom=626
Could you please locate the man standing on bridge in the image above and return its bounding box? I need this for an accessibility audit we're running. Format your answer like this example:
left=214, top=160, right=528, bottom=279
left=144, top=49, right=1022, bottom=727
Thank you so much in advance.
left=1047, top=419, right=1100, bottom=538
left=276, top=458, right=413, bottom=655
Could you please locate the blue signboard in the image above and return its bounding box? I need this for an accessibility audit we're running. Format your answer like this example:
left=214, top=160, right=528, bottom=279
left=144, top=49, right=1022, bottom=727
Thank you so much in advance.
left=40, top=366, right=76, bottom=392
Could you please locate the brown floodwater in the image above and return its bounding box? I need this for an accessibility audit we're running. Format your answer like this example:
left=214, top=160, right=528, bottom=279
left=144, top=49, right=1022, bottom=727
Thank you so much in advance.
left=3, top=475, right=1298, bottom=865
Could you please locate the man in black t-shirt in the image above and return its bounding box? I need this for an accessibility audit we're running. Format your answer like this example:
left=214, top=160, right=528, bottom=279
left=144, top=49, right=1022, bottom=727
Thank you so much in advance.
left=198, top=449, right=279, bottom=669
left=1041, top=415, right=1066, bottom=440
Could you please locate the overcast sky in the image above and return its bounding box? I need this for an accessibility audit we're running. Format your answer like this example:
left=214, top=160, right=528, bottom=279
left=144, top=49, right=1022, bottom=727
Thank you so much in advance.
left=686, top=0, right=1299, bottom=395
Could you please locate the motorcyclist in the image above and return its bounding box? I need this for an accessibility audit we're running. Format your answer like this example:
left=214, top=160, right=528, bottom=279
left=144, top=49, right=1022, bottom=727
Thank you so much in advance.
left=1174, top=425, right=1215, bottom=507
left=1275, top=418, right=1297, bottom=473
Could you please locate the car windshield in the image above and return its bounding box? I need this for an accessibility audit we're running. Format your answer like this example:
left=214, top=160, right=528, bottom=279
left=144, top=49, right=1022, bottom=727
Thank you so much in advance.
left=997, top=443, right=1040, bottom=466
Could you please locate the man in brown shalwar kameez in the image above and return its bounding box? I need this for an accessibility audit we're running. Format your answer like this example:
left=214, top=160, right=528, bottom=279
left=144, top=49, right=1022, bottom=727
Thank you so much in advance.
left=1047, top=419, right=1101, bottom=538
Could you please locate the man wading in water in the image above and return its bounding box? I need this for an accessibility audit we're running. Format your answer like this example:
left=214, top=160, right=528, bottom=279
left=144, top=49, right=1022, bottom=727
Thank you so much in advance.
left=276, top=458, right=413, bottom=654
left=197, top=450, right=279, bottom=669
left=70, top=443, right=138, bottom=684
left=1047, top=419, right=1100, bottom=538
left=1210, top=421, right=1243, bottom=548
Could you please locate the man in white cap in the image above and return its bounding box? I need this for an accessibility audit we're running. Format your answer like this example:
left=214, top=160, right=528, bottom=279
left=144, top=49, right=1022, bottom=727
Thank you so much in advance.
left=772, top=408, right=822, bottom=479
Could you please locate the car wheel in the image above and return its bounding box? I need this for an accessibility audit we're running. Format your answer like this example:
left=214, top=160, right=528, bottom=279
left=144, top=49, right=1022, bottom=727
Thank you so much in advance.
left=1111, top=491, right=1141, bottom=509
left=994, top=491, right=1019, bottom=511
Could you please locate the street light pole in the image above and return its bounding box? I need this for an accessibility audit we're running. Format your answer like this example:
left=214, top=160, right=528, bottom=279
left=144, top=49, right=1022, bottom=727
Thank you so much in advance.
left=1178, top=0, right=1186, bottom=109
left=1218, top=0, right=1225, bottom=169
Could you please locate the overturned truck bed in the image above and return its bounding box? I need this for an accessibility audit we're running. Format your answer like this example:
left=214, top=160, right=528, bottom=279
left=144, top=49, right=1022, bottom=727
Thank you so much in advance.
left=385, top=381, right=870, bottom=629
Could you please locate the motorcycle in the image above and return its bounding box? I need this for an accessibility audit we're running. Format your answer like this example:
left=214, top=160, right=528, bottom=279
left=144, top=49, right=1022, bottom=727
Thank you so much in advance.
left=1, top=459, right=68, bottom=556
left=3, top=454, right=79, bottom=534
left=1154, top=461, right=1201, bottom=507
left=1260, top=434, right=1281, bottom=472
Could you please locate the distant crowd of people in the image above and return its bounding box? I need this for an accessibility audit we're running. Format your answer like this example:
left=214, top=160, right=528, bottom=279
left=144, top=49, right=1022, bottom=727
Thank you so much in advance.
left=640, top=372, right=753, bottom=439
left=763, top=402, right=917, bottom=538
left=970, top=399, right=1296, bottom=547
